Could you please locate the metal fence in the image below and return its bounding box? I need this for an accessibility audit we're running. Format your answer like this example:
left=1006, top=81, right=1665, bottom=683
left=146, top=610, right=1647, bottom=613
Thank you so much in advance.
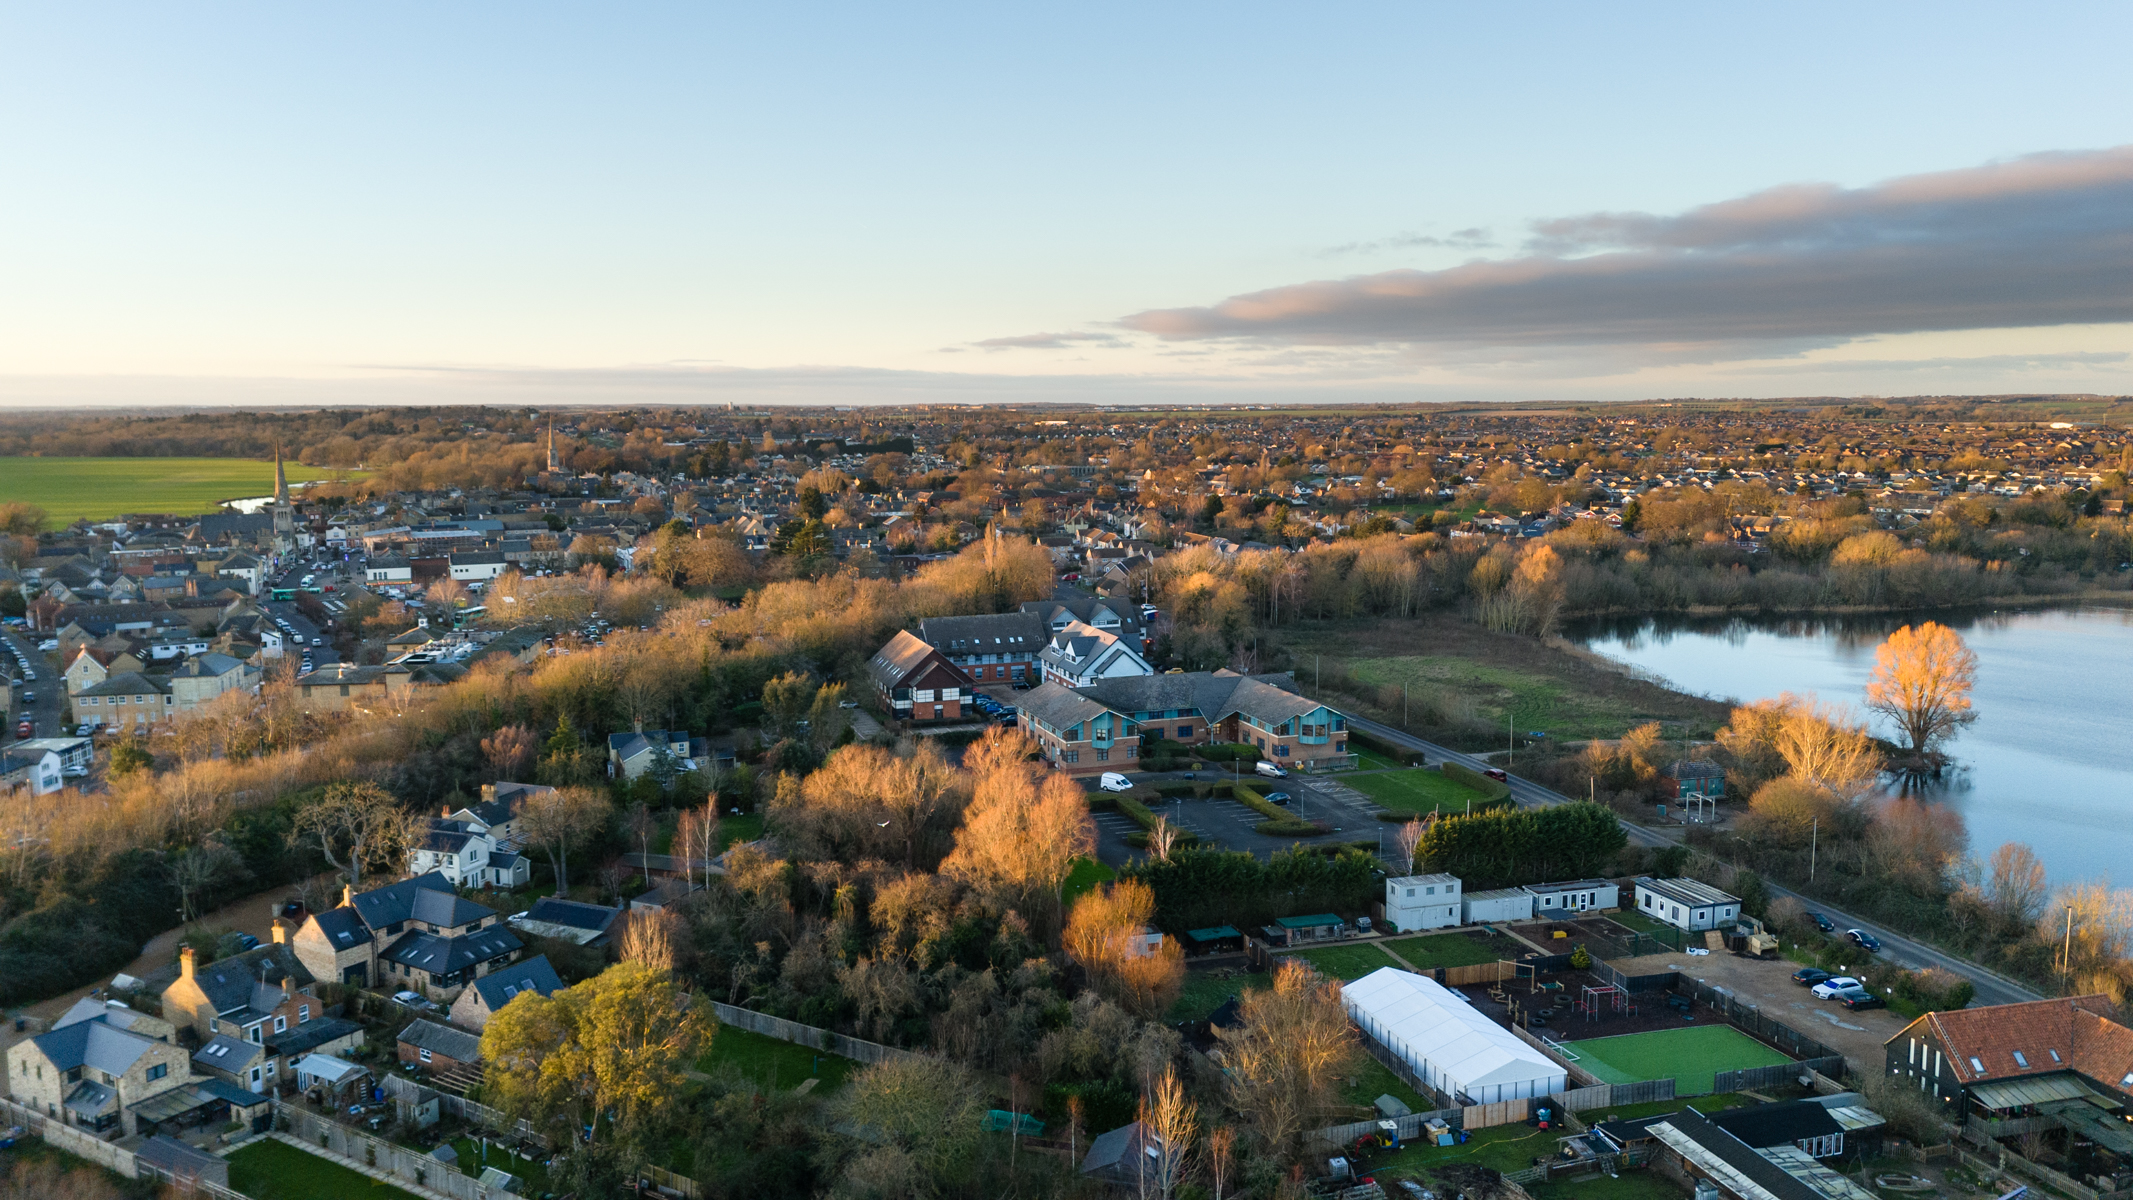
left=704, top=999, right=927, bottom=1067
left=1672, top=977, right=1845, bottom=1063
left=0, top=1096, right=252, bottom=1200
left=1713, top=1057, right=1846, bottom=1095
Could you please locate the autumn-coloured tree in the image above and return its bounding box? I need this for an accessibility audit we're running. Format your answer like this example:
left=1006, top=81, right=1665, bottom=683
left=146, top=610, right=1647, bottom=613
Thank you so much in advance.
left=1721, top=693, right=1881, bottom=801
left=1865, top=621, right=1979, bottom=756
left=1214, top=959, right=1359, bottom=1156
left=482, top=723, right=537, bottom=779
left=942, top=730, right=1092, bottom=940
left=1065, top=879, right=1185, bottom=1020
left=481, top=960, right=711, bottom=1144
left=620, top=906, right=680, bottom=973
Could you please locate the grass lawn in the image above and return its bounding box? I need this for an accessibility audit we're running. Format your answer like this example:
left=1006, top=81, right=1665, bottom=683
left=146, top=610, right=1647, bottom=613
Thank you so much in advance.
left=1276, top=942, right=1403, bottom=981
left=0, top=456, right=361, bottom=523
left=717, top=812, right=764, bottom=851
left=698, top=1025, right=857, bottom=1094
left=1530, top=1169, right=1685, bottom=1200
left=227, top=1138, right=426, bottom=1200
left=1563, top=1025, right=1793, bottom=1096
left=449, top=1135, right=554, bottom=1196
left=1350, top=768, right=1489, bottom=815
left=1062, top=857, right=1115, bottom=903
left=1384, top=932, right=1512, bottom=968
left=1606, top=910, right=1687, bottom=946
left=1341, top=1053, right=1431, bottom=1115
left=1572, top=1093, right=1756, bottom=1122
left=1367, top=1120, right=1563, bottom=1180
left=1168, top=967, right=1262, bottom=1023
left=1352, top=747, right=1406, bottom=771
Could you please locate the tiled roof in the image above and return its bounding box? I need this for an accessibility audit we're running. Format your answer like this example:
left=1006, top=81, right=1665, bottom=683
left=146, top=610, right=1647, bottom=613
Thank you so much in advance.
left=1906, top=995, right=2128, bottom=1086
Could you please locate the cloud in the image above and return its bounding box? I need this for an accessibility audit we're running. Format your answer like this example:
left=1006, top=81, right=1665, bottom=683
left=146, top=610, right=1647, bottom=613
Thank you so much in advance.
left=967, top=330, right=1127, bottom=351
left=1321, top=228, right=1495, bottom=256
left=1122, top=146, right=2133, bottom=349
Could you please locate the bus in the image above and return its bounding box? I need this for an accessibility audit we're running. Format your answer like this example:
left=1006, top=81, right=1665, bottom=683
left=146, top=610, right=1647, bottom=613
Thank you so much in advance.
left=453, top=606, right=487, bottom=628
left=270, top=588, right=296, bottom=602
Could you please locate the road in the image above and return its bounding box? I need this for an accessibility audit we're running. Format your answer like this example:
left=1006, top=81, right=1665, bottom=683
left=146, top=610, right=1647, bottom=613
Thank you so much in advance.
left=1348, top=713, right=2043, bottom=1008
left=269, top=563, right=348, bottom=668
left=2, top=626, right=66, bottom=741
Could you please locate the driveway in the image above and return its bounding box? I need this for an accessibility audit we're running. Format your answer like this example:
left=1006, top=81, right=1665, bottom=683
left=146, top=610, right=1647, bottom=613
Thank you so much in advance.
left=1606, top=948, right=1911, bottom=1073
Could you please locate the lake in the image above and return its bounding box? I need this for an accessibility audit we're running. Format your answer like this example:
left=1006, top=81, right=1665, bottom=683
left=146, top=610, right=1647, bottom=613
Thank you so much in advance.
left=1574, top=606, right=2133, bottom=888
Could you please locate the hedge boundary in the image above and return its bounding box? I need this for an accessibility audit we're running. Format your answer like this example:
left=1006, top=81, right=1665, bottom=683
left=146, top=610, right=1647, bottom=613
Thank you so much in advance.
left=1443, top=761, right=1513, bottom=803
left=1351, top=729, right=1427, bottom=766
left=1235, top=783, right=1330, bottom=837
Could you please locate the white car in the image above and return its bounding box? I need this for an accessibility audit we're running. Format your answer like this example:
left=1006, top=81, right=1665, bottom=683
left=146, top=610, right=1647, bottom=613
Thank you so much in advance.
left=392, top=990, right=432, bottom=1009
left=1810, top=977, right=1862, bottom=999
left=1255, top=760, right=1288, bottom=779
left=1097, top=772, right=1134, bottom=792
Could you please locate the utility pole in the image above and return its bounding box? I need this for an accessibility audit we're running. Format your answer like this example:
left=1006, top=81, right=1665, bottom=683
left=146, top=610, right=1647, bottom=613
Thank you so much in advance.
left=1403, top=681, right=1409, bottom=728
left=1315, top=655, right=1320, bottom=696
left=1508, top=712, right=1515, bottom=767
left=1810, top=818, right=1817, bottom=882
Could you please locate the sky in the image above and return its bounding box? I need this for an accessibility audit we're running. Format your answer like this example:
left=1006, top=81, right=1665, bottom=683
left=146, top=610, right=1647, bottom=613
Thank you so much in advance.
left=4, top=4, right=2133, bottom=408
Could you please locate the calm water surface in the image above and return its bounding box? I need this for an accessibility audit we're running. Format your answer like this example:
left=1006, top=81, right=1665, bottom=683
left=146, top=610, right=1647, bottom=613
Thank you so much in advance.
left=1574, top=607, right=2133, bottom=887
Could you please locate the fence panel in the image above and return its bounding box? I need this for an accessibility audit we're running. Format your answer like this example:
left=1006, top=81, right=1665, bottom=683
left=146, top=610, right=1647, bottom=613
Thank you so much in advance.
left=1442, top=962, right=1515, bottom=986
left=1552, top=1083, right=1615, bottom=1112
left=1508, top=1021, right=1604, bottom=1089
left=276, top=1102, right=501, bottom=1200
left=704, top=1000, right=927, bottom=1067
left=1462, top=1099, right=1531, bottom=1130
left=1314, top=1105, right=1465, bottom=1148
left=380, top=1075, right=544, bottom=1144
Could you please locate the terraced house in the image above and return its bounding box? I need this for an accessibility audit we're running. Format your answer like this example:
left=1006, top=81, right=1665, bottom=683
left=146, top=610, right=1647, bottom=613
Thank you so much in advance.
left=1017, top=669, right=1352, bottom=778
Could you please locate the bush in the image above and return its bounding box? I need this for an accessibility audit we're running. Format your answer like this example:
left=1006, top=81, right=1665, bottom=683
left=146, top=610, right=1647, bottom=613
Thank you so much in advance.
left=1352, top=729, right=1426, bottom=765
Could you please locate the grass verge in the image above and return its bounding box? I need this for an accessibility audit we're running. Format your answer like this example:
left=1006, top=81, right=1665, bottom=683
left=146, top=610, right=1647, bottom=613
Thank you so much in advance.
left=697, top=1025, right=857, bottom=1094
left=1274, top=942, right=1402, bottom=981
left=1351, top=768, right=1490, bottom=816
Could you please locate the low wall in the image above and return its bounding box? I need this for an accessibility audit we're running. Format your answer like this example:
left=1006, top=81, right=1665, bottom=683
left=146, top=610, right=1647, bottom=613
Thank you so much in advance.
left=0, top=1096, right=250, bottom=1199
left=277, top=1101, right=493, bottom=1200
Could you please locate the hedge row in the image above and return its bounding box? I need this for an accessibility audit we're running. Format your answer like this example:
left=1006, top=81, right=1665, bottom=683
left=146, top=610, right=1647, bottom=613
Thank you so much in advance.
left=1116, top=794, right=1201, bottom=849
left=1350, top=728, right=1427, bottom=766
left=1235, top=783, right=1329, bottom=837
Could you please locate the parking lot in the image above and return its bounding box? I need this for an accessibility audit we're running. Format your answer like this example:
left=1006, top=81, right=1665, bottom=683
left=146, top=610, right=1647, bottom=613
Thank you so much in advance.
left=1604, top=947, right=1911, bottom=1072
left=1090, top=770, right=1404, bottom=868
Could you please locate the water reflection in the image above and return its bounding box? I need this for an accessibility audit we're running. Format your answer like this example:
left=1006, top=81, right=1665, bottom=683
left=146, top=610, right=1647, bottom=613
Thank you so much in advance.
left=1572, top=605, right=2133, bottom=887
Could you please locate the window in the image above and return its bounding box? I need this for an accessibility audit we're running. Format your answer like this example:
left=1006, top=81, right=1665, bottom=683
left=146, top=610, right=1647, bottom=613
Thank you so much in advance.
left=2012, top=1051, right=2028, bottom=1068
left=275, top=1016, right=287, bottom=1033
left=1275, top=745, right=1289, bottom=757
left=1969, top=1057, right=1985, bottom=1074
left=419, top=1048, right=433, bottom=1063
left=146, top=1063, right=167, bottom=1082
left=1405, top=889, right=1415, bottom=898
left=249, top=1025, right=262, bottom=1044
left=299, top=1004, right=310, bottom=1023
left=1178, top=726, right=1191, bottom=738
left=1124, top=745, right=1136, bottom=759
left=1064, top=750, right=1079, bottom=764
left=1096, top=749, right=1109, bottom=762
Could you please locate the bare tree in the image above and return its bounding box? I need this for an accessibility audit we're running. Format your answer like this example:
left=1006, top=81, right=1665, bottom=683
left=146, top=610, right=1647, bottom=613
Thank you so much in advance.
left=1986, top=843, right=2050, bottom=933
left=482, top=723, right=537, bottom=779
left=1395, top=816, right=1428, bottom=875
left=1148, top=815, right=1179, bottom=863
left=1865, top=621, right=1979, bottom=756
left=1214, top=959, right=1360, bottom=1157
left=168, top=840, right=245, bottom=924
left=520, top=785, right=612, bottom=895
left=1140, top=1065, right=1197, bottom=1200
left=288, top=781, right=420, bottom=888
left=620, top=907, right=679, bottom=973
left=674, top=802, right=720, bottom=890
left=1207, top=1125, right=1236, bottom=1200
left=625, top=802, right=656, bottom=865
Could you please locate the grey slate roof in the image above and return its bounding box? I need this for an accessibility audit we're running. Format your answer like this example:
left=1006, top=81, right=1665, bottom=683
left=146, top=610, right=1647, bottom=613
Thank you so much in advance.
left=350, top=871, right=495, bottom=931
left=915, top=611, right=1047, bottom=654
left=1021, top=670, right=1323, bottom=730
left=523, top=898, right=622, bottom=935
left=185, top=943, right=313, bottom=1017
left=383, top=925, right=522, bottom=974
left=33, top=1017, right=158, bottom=1077
left=397, top=1018, right=483, bottom=1062
left=467, top=953, right=564, bottom=1012
left=192, top=1034, right=263, bottom=1074
left=265, top=1016, right=363, bottom=1059
left=77, top=671, right=171, bottom=698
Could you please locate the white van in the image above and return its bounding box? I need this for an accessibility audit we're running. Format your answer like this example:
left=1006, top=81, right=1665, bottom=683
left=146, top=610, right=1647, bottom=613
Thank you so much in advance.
left=1098, top=772, right=1134, bottom=792
left=1255, top=761, right=1288, bottom=779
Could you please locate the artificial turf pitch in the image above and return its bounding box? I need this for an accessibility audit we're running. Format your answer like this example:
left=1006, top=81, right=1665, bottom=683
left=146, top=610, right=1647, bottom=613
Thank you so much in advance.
left=1561, top=1024, right=1793, bottom=1096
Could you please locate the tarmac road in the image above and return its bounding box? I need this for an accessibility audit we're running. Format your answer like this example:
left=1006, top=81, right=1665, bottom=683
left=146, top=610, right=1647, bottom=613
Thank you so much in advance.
left=1348, top=713, right=2041, bottom=1008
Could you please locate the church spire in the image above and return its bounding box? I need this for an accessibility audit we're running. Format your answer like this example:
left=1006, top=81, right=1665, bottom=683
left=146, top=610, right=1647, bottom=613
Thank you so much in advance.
left=273, top=442, right=289, bottom=504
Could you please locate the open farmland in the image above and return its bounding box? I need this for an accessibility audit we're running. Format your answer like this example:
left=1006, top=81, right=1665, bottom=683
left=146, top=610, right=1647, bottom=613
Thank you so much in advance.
left=0, top=456, right=360, bottom=523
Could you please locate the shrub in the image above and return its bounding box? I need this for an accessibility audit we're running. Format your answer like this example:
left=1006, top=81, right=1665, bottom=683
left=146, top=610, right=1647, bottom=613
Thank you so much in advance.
left=1442, top=761, right=1511, bottom=802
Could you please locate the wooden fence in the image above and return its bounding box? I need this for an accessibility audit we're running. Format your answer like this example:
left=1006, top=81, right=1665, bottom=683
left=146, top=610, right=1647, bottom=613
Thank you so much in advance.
left=1442, top=961, right=1516, bottom=986
left=705, top=999, right=927, bottom=1067
left=641, top=1164, right=704, bottom=1198
left=277, top=1100, right=518, bottom=1200
left=0, top=1096, right=252, bottom=1200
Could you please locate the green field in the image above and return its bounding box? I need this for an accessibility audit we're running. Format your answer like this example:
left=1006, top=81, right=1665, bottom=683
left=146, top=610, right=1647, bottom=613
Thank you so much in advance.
left=697, top=1025, right=857, bottom=1094
left=1275, top=942, right=1403, bottom=981
left=1062, top=856, right=1115, bottom=902
left=1383, top=932, right=1514, bottom=968
left=1351, top=768, right=1489, bottom=815
left=1168, top=967, right=1261, bottom=1022
left=0, top=456, right=360, bottom=524
left=1563, top=1025, right=1792, bottom=1096
left=227, top=1138, right=424, bottom=1200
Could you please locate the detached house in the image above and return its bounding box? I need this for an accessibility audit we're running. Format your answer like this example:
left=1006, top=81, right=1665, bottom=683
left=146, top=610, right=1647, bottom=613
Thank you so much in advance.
left=448, top=953, right=565, bottom=1030
left=7, top=1004, right=191, bottom=1136
left=1886, top=994, right=2133, bottom=1116
left=291, top=872, right=522, bottom=1001
left=1037, top=620, right=1154, bottom=688
left=409, top=817, right=531, bottom=888
left=607, top=729, right=703, bottom=780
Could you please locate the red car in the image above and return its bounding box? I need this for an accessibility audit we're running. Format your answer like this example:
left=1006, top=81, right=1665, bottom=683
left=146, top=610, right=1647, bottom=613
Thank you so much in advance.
left=1485, top=768, right=1509, bottom=782
left=15, top=719, right=31, bottom=739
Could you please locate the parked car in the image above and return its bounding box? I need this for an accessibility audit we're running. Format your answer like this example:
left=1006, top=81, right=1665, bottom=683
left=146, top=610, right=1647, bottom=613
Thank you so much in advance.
left=1810, top=976, right=1862, bottom=999
left=392, top=990, right=433, bottom=1010
left=1263, top=791, right=1292, bottom=806
left=1836, top=988, right=1886, bottom=1011
left=1254, top=761, right=1288, bottom=779
left=1791, top=968, right=1833, bottom=987
left=1807, top=911, right=1835, bottom=933
left=1097, top=772, right=1133, bottom=793
left=1846, top=929, right=1882, bottom=953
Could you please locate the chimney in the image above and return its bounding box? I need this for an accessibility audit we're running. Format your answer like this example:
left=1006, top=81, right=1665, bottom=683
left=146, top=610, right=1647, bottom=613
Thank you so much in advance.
left=282, top=977, right=294, bottom=1001
left=179, top=946, right=196, bottom=981
left=270, top=920, right=287, bottom=946
left=341, top=884, right=354, bottom=908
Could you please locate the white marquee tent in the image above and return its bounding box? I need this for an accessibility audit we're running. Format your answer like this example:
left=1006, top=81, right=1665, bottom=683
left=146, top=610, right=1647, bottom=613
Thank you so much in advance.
left=1341, top=967, right=1568, bottom=1105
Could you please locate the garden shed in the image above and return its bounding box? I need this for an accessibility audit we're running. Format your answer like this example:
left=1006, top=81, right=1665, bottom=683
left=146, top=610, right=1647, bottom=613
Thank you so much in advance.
left=1341, top=967, right=1567, bottom=1105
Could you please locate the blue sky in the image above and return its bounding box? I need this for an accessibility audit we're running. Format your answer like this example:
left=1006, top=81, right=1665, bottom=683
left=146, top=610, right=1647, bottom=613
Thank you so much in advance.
left=4, top=3, right=2132, bottom=406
